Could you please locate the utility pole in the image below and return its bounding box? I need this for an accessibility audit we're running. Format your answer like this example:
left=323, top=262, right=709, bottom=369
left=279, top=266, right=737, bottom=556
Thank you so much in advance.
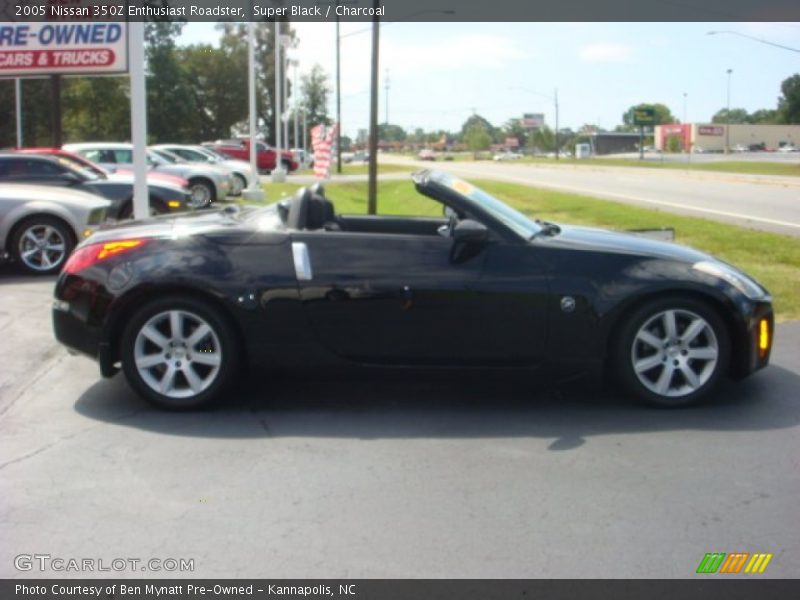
left=272, top=20, right=285, bottom=182
left=336, top=3, right=342, bottom=173
left=725, top=68, right=732, bottom=154
left=385, top=69, right=390, bottom=125
left=367, top=0, right=380, bottom=215
left=554, top=88, right=559, bottom=160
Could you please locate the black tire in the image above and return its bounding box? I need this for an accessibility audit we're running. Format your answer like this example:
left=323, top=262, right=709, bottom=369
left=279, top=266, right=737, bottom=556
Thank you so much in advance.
left=10, top=216, right=75, bottom=275
left=187, top=179, right=215, bottom=208
left=612, top=296, right=730, bottom=407
left=281, top=159, right=293, bottom=172
left=120, top=295, right=240, bottom=410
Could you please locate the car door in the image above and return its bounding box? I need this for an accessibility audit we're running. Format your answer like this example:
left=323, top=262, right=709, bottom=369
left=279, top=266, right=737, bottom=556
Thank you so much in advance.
left=292, top=229, right=491, bottom=364
left=291, top=228, right=549, bottom=366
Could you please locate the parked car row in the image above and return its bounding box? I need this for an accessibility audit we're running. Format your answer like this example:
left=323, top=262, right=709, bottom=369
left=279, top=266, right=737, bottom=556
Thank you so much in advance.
left=1, top=142, right=262, bottom=275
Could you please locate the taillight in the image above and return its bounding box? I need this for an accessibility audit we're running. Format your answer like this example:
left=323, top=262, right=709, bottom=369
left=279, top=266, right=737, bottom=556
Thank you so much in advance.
left=63, top=239, right=150, bottom=274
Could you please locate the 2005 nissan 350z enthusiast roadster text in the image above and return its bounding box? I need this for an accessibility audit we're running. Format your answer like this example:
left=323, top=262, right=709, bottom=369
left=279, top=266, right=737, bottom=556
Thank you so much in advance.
left=52, top=170, right=773, bottom=410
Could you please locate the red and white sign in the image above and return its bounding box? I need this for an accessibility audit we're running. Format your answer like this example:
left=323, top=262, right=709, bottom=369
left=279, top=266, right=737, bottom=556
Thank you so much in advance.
left=0, top=22, right=128, bottom=77
left=311, top=123, right=339, bottom=179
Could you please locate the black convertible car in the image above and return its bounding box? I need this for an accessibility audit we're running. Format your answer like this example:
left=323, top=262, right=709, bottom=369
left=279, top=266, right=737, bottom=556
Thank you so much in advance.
left=53, top=170, right=773, bottom=409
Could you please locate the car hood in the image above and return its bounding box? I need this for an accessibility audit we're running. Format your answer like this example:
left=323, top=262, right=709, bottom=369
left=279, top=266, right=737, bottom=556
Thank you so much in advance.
left=106, top=172, right=186, bottom=193
left=0, top=184, right=111, bottom=209
left=545, top=224, right=712, bottom=264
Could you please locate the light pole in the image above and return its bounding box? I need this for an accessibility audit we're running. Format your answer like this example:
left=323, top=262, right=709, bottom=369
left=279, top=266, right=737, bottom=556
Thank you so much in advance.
left=15, top=78, right=22, bottom=147
left=244, top=20, right=264, bottom=200
left=384, top=69, right=390, bottom=125
left=367, top=0, right=380, bottom=215
left=289, top=58, right=299, bottom=151
left=725, top=68, right=732, bottom=154
left=707, top=30, right=800, bottom=53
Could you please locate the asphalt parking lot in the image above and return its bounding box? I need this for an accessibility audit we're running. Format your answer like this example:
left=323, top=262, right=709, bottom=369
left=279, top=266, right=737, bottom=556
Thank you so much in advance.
left=1, top=268, right=799, bottom=579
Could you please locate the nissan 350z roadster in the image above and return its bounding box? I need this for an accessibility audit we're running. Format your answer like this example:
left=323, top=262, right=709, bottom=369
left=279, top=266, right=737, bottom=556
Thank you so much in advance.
left=53, top=170, right=773, bottom=409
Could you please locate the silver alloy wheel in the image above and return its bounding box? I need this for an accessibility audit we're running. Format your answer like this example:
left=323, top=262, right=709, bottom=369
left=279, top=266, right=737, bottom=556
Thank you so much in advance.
left=133, top=309, right=222, bottom=399
left=188, top=183, right=212, bottom=208
left=631, top=309, right=719, bottom=398
left=18, top=223, right=67, bottom=272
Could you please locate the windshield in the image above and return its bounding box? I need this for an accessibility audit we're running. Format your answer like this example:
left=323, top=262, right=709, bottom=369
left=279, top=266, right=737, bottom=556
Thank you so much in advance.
left=57, top=156, right=104, bottom=180
left=434, top=173, right=542, bottom=239
left=151, top=149, right=182, bottom=164
left=196, top=146, right=226, bottom=161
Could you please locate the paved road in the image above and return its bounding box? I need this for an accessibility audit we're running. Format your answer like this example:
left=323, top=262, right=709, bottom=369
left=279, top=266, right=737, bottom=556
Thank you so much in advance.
left=1, top=271, right=799, bottom=578
left=379, top=155, right=800, bottom=238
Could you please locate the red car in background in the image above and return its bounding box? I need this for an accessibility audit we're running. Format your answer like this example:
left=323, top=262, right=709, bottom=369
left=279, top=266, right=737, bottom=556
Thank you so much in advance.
left=206, top=140, right=298, bottom=174
left=16, top=147, right=190, bottom=189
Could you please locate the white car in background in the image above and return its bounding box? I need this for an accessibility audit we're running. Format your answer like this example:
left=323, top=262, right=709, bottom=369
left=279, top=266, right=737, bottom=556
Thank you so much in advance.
left=63, top=142, right=231, bottom=208
left=493, top=150, right=523, bottom=161
left=151, top=144, right=256, bottom=196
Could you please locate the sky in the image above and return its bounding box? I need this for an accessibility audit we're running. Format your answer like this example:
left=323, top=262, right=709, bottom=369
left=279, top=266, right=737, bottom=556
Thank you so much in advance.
left=179, top=21, right=800, bottom=138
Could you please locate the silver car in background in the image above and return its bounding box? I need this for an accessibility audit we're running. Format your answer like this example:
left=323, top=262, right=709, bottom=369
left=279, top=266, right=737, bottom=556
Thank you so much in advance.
left=1, top=184, right=110, bottom=275
left=151, top=144, right=256, bottom=196
left=63, top=142, right=231, bottom=208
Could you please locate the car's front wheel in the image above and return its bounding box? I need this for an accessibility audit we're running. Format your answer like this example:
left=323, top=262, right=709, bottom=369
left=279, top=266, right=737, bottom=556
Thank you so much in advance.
left=614, top=297, right=730, bottom=407
left=120, top=296, right=239, bottom=410
left=231, top=173, right=246, bottom=196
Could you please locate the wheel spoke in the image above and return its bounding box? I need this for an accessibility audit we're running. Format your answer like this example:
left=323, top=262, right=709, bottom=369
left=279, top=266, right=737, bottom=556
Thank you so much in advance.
left=141, top=324, right=169, bottom=349
left=191, top=352, right=221, bottom=366
left=40, top=252, right=52, bottom=268
left=634, top=354, right=664, bottom=373
left=663, top=310, right=678, bottom=340
left=22, top=248, right=39, bottom=259
left=159, top=364, right=177, bottom=394
left=681, top=318, right=706, bottom=344
left=186, top=323, right=211, bottom=347
left=687, top=347, right=717, bottom=360
left=24, top=231, right=40, bottom=244
left=654, top=364, right=675, bottom=395
left=679, top=364, right=701, bottom=389
left=135, top=354, right=166, bottom=369
left=45, top=242, right=65, bottom=252
left=182, top=365, right=205, bottom=393
left=636, top=330, right=663, bottom=349
left=169, top=311, right=184, bottom=339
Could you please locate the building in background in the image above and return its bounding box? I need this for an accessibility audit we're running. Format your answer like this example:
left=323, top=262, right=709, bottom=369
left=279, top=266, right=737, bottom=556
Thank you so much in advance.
left=655, top=123, right=800, bottom=152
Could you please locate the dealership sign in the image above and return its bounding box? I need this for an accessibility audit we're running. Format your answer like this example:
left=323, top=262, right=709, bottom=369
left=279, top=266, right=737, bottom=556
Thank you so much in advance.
left=0, top=22, right=128, bottom=77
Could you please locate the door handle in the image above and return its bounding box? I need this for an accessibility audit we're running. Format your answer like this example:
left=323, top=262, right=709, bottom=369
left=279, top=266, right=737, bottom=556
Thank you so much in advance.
left=401, top=285, right=413, bottom=310
left=291, top=242, right=313, bottom=281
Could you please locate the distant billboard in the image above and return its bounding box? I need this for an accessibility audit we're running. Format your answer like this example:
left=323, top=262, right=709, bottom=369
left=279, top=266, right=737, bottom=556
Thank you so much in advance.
left=522, top=113, right=545, bottom=129
left=0, top=22, right=128, bottom=78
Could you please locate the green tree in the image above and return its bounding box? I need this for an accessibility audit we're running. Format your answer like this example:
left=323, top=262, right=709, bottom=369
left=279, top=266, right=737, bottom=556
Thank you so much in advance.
left=749, top=109, right=779, bottom=124
left=62, top=77, right=130, bottom=142
left=464, top=124, right=492, bottom=158
left=301, top=64, right=331, bottom=128
left=778, top=73, right=800, bottom=123
left=377, top=123, right=407, bottom=142
left=146, top=22, right=197, bottom=142
left=620, top=103, right=676, bottom=130
left=711, top=108, right=750, bottom=124
left=501, top=118, right=529, bottom=149
left=460, top=114, right=496, bottom=141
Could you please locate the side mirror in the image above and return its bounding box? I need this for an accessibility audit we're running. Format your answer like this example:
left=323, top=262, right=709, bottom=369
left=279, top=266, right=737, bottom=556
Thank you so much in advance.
left=450, top=219, right=488, bottom=264
left=61, top=171, right=82, bottom=185
left=453, top=219, right=488, bottom=244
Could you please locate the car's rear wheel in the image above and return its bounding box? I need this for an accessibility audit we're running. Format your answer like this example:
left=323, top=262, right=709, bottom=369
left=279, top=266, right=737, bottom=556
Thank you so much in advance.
left=120, top=296, right=239, bottom=410
left=10, top=216, right=74, bottom=275
left=614, top=297, right=730, bottom=407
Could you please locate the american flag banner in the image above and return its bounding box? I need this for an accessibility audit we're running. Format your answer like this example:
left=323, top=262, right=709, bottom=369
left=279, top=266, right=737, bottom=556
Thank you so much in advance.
left=311, top=123, right=339, bottom=179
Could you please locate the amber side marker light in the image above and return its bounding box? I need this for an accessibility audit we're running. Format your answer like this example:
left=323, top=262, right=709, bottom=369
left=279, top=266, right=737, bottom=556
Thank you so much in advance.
left=64, top=239, right=150, bottom=274
left=758, top=319, right=770, bottom=356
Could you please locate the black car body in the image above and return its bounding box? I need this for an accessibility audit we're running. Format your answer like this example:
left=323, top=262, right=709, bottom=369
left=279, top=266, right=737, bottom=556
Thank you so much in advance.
left=53, top=170, right=773, bottom=409
left=0, top=154, right=190, bottom=219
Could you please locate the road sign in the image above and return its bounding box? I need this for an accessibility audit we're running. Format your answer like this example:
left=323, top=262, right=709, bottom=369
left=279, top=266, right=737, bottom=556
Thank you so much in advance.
left=0, top=22, right=128, bottom=78
left=633, top=107, right=656, bottom=127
